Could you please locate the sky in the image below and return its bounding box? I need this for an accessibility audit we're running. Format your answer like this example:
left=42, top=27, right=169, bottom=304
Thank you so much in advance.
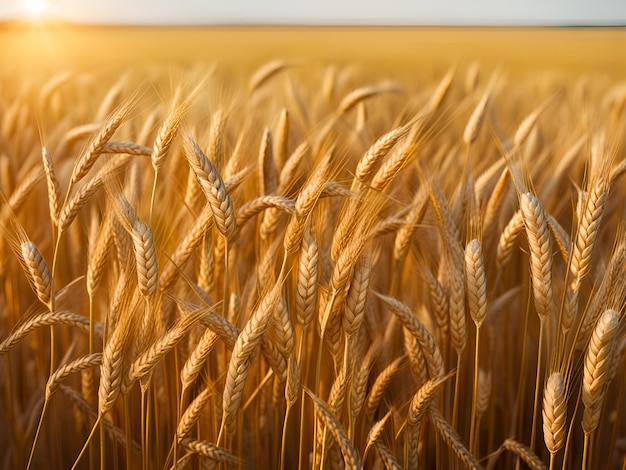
left=1, top=0, right=626, bottom=25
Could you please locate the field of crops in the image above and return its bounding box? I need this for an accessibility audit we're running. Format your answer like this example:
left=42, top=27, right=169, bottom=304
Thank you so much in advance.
left=0, top=25, right=625, bottom=469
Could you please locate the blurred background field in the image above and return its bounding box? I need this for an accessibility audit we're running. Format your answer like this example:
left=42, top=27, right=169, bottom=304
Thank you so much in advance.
left=0, top=25, right=624, bottom=77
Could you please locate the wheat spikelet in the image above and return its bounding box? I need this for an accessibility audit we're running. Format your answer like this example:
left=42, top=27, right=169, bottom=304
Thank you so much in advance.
left=160, top=204, right=214, bottom=291
left=343, top=255, right=371, bottom=336
left=370, top=137, right=416, bottom=191
left=393, top=184, right=429, bottom=264
left=248, top=59, right=288, bottom=93
left=86, top=212, right=114, bottom=297
left=41, top=147, right=61, bottom=225
left=177, top=387, right=213, bottom=439
left=3, top=166, right=44, bottom=217
left=496, top=209, right=524, bottom=268
left=519, top=192, right=553, bottom=318
left=363, top=412, right=391, bottom=458
left=321, top=236, right=366, bottom=338
left=236, top=195, right=295, bottom=228
left=20, top=241, right=52, bottom=307
left=421, top=265, right=449, bottom=345
left=181, top=328, right=219, bottom=393
left=278, top=141, right=308, bottom=192
left=258, top=127, right=277, bottom=196
left=306, top=389, right=363, bottom=470
left=542, top=371, right=566, bottom=454
left=482, top=167, right=509, bottom=236
left=296, top=227, right=319, bottom=330
left=180, top=438, right=237, bottom=465
left=545, top=212, right=571, bottom=262
left=578, top=244, right=626, bottom=348
left=71, top=98, right=133, bottom=185
left=0, top=99, right=21, bottom=137
left=184, top=136, right=237, bottom=243
left=428, top=67, right=455, bottom=111
left=131, top=219, right=158, bottom=298
left=284, top=151, right=331, bottom=254
left=406, top=375, right=449, bottom=469
left=98, top=321, right=129, bottom=415
left=349, top=348, right=376, bottom=427
left=375, top=441, right=402, bottom=470
left=376, top=293, right=444, bottom=378
left=46, top=353, right=102, bottom=400
left=151, top=104, right=183, bottom=172
left=294, top=149, right=332, bottom=218
left=274, top=108, right=290, bottom=167
left=127, top=313, right=201, bottom=391
left=0, top=311, right=102, bottom=354
left=449, top=269, right=467, bottom=355
left=314, top=366, right=350, bottom=467
left=465, top=239, right=487, bottom=328
left=501, top=438, right=547, bottom=470
left=220, top=282, right=282, bottom=440
left=513, top=104, right=545, bottom=150
left=364, top=357, right=404, bottom=420
left=285, top=355, right=301, bottom=409
left=563, top=178, right=608, bottom=331
left=582, top=309, right=619, bottom=434
left=58, top=154, right=131, bottom=232
left=476, top=369, right=492, bottom=419
left=463, top=88, right=490, bottom=146
left=353, top=122, right=413, bottom=187
left=272, top=295, right=295, bottom=357
left=339, top=85, right=381, bottom=115
left=428, top=406, right=481, bottom=469
left=102, top=141, right=151, bottom=156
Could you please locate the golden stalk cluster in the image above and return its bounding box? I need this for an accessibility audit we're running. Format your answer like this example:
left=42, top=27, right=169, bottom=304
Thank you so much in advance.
left=0, top=60, right=625, bottom=470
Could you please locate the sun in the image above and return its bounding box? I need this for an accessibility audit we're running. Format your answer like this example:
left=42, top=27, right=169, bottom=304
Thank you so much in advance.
left=19, top=0, right=49, bottom=20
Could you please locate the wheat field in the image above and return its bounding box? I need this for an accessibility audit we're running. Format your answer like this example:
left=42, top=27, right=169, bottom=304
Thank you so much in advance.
left=0, top=26, right=625, bottom=470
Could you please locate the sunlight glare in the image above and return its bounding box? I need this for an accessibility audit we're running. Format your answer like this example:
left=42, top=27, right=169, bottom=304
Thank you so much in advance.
left=20, top=0, right=49, bottom=20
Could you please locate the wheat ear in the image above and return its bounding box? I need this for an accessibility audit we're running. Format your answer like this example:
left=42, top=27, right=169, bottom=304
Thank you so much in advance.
left=71, top=98, right=133, bottom=186
left=131, top=220, right=158, bottom=298
left=184, top=136, right=237, bottom=243
left=20, top=241, right=52, bottom=307
left=563, top=179, right=608, bottom=331
left=220, top=281, right=283, bottom=441
left=582, top=309, right=619, bottom=435
left=248, top=59, right=288, bottom=93
left=519, top=192, right=553, bottom=319
left=0, top=311, right=101, bottom=354
left=375, top=293, right=444, bottom=378
left=428, top=406, right=482, bottom=469
left=542, top=372, right=566, bottom=456
left=406, top=375, right=450, bottom=469
left=177, top=387, right=213, bottom=439
left=180, top=438, right=238, bottom=465
left=41, top=147, right=61, bottom=226
left=180, top=328, right=219, bottom=393
left=46, top=354, right=103, bottom=400
left=306, top=389, right=364, bottom=470
left=339, top=85, right=381, bottom=115
left=463, top=88, right=490, bottom=146
left=501, top=438, right=547, bottom=470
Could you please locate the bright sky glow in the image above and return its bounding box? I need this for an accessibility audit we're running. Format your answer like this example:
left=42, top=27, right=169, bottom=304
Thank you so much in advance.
left=19, top=0, right=49, bottom=19
left=0, top=0, right=625, bottom=25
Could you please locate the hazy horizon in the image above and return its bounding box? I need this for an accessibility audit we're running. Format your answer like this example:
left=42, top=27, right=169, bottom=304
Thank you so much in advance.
left=1, top=0, right=625, bottom=26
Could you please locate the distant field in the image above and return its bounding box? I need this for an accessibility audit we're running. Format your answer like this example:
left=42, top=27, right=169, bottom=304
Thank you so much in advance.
left=0, top=25, right=625, bottom=76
